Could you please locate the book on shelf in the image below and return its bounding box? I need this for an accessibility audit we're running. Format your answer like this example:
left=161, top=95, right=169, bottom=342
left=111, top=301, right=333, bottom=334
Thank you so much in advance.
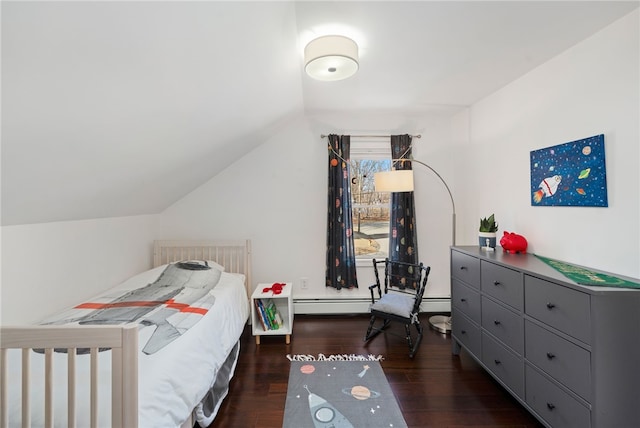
left=274, top=311, right=283, bottom=328
left=254, top=298, right=271, bottom=331
left=263, top=298, right=284, bottom=330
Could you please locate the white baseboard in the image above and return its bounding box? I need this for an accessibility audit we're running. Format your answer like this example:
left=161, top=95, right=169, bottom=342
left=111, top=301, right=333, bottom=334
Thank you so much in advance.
left=293, top=298, right=450, bottom=315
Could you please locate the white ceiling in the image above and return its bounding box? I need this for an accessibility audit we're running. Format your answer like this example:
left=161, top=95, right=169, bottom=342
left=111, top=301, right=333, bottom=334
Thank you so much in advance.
left=2, top=1, right=638, bottom=226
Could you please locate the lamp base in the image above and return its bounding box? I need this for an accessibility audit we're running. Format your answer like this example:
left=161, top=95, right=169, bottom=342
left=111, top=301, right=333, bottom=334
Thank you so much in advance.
left=428, top=315, right=451, bottom=334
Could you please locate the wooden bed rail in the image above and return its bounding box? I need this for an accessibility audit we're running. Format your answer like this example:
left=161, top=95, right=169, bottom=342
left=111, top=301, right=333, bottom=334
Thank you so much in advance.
left=0, top=324, right=138, bottom=428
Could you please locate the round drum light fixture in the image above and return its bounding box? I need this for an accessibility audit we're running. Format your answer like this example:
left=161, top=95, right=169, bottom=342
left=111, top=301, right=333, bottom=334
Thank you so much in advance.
left=304, top=35, right=359, bottom=81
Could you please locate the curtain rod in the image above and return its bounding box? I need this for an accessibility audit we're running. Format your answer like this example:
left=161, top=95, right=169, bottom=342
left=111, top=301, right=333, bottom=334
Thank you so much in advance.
left=321, top=134, right=421, bottom=139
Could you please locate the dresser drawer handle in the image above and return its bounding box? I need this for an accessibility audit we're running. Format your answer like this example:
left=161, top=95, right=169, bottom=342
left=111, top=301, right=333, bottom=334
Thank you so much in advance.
left=547, top=403, right=555, bottom=411
left=461, top=330, right=467, bottom=335
left=494, top=359, right=501, bottom=365
left=493, top=320, right=501, bottom=325
left=546, top=352, right=556, bottom=360
left=460, top=298, right=467, bottom=302
left=546, top=302, right=556, bottom=309
left=460, top=266, right=467, bottom=270
left=493, top=281, right=501, bottom=286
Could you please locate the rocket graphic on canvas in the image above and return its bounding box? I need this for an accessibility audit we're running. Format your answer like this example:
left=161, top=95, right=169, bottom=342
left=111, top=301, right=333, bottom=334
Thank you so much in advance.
left=533, top=175, right=562, bottom=203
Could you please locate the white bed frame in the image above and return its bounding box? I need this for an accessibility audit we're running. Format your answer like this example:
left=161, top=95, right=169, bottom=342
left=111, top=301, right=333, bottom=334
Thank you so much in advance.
left=0, top=239, right=252, bottom=428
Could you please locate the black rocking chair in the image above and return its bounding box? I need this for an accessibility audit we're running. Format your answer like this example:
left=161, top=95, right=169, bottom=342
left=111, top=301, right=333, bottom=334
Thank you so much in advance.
left=364, top=258, right=431, bottom=358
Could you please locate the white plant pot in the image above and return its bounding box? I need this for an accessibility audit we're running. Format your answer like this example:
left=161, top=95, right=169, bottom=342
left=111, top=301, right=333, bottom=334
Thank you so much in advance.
left=479, top=231, right=497, bottom=248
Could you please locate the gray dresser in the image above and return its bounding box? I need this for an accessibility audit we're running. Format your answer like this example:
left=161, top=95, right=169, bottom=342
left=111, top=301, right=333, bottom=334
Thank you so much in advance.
left=450, top=246, right=640, bottom=428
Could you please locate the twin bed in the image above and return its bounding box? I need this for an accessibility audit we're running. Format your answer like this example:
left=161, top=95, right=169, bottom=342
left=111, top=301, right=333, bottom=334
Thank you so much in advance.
left=1, top=239, right=252, bottom=428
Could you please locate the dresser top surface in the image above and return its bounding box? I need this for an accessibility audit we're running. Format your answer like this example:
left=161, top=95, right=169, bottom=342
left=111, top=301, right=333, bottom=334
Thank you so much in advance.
left=451, top=246, right=640, bottom=295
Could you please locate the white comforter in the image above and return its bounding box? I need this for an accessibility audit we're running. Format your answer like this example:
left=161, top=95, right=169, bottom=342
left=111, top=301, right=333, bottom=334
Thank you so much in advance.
left=5, top=264, right=249, bottom=427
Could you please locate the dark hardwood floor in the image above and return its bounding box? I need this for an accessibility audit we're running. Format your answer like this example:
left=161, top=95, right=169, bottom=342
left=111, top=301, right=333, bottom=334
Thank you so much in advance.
left=209, top=314, right=543, bottom=428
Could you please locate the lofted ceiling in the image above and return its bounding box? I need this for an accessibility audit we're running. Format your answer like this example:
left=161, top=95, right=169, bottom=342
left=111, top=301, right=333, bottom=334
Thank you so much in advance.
left=2, top=1, right=637, bottom=226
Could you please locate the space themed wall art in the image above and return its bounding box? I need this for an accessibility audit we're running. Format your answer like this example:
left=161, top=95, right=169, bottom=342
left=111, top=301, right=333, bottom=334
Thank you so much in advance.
left=530, top=134, right=608, bottom=207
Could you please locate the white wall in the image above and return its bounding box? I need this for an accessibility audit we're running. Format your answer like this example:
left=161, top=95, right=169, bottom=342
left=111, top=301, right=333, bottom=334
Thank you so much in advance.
left=157, top=114, right=328, bottom=294
left=159, top=10, right=640, bottom=307
left=2, top=11, right=636, bottom=325
left=1, top=215, right=157, bottom=324
left=157, top=109, right=460, bottom=304
left=455, top=10, right=639, bottom=277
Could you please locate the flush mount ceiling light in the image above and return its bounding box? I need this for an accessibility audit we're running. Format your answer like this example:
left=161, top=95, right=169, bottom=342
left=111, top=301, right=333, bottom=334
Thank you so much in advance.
left=304, top=35, right=359, bottom=81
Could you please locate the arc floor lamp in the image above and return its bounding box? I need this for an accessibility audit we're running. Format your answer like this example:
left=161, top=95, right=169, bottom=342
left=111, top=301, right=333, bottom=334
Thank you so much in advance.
left=374, top=159, right=455, bottom=334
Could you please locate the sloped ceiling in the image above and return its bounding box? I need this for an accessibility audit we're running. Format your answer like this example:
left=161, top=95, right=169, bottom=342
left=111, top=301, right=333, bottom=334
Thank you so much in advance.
left=2, top=1, right=637, bottom=226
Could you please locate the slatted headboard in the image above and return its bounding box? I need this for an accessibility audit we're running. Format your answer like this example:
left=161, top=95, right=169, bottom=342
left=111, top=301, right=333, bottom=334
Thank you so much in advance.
left=152, top=239, right=252, bottom=298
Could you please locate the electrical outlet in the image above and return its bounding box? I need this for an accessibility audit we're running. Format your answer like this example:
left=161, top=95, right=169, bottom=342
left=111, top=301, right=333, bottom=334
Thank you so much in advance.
left=300, top=277, right=309, bottom=289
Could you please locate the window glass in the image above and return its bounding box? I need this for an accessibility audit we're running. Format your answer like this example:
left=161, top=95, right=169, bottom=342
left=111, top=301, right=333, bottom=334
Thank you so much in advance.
left=349, top=140, right=390, bottom=260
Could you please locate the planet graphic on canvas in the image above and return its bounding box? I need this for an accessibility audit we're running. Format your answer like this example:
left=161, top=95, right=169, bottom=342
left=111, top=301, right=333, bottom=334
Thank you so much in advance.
left=342, top=385, right=381, bottom=400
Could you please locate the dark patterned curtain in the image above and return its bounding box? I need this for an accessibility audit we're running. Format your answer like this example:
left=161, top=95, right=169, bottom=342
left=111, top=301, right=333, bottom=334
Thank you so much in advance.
left=326, top=134, right=358, bottom=290
left=389, top=135, right=418, bottom=287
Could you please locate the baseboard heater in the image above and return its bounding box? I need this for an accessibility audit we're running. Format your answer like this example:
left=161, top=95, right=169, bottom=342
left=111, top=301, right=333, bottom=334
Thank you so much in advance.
left=293, top=298, right=451, bottom=315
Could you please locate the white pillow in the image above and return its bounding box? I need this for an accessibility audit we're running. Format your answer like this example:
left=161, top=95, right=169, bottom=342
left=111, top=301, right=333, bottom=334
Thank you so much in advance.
left=205, top=260, right=226, bottom=272
left=370, top=293, right=414, bottom=318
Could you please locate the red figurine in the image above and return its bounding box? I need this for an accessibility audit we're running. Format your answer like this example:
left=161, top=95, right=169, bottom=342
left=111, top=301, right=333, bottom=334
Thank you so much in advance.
left=500, top=232, right=528, bottom=254
left=263, top=283, right=286, bottom=295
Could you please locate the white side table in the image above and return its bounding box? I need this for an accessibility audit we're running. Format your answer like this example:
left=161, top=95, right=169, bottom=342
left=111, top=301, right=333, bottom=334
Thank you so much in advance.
left=250, top=282, right=293, bottom=345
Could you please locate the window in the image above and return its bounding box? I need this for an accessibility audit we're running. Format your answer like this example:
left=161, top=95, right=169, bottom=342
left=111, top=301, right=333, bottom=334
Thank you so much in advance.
left=349, top=140, right=391, bottom=260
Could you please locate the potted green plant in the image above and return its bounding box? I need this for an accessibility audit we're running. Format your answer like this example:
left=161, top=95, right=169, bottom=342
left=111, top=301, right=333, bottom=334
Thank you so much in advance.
left=479, top=214, right=498, bottom=249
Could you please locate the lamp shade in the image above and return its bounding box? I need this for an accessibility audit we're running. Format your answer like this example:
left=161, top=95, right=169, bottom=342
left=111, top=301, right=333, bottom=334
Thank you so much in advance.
left=304, top=35, right=359, bottom=81
left=374, top=170, right=414, bottom=192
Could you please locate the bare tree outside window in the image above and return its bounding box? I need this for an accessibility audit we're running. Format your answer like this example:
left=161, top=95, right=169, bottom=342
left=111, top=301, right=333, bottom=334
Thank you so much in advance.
left=350, top=159, right=391, bottom=259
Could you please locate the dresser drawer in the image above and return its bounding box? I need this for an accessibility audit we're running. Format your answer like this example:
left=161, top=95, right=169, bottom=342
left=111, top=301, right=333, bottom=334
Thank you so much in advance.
left=451, top=250, right=480, bottom=288
left=452, top=311, right=481, bottom=357
left=481, top=261, right=523, bottom=310
left=452, top=279, right=481, bottom=323
left=525, top=275, right=591, bottom=344
left=526, top=365, right=591, bottom=428
left=482, top=297, right=523, bottom=354
left=525, top=320, right=591, bottom=402
left=482, top=332, right=524, bottom=398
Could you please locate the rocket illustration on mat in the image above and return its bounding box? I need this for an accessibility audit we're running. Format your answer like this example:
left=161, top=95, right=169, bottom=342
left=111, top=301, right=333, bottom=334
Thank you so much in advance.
left=304, top=385, right=354, bottom=428
left=533, top=174, right=562, bottom=203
